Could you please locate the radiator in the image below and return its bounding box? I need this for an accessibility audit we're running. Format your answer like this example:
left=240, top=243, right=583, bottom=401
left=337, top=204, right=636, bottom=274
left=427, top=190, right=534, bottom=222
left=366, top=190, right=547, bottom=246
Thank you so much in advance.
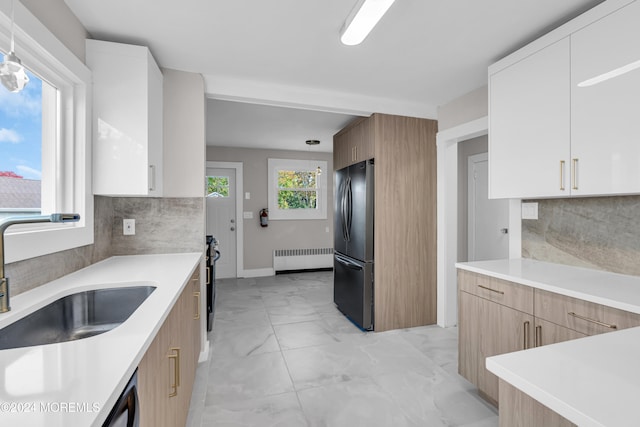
left=273, top=248, right=333, bottom=272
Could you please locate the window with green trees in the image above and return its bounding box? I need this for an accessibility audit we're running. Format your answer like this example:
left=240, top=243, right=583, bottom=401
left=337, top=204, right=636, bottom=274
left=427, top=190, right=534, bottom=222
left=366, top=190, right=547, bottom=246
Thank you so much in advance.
left=277, top=170, right=317, bottom=209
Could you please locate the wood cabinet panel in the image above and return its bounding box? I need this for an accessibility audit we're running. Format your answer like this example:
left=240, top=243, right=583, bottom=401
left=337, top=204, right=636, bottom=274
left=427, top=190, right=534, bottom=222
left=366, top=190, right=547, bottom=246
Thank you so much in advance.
left=138, top=269, right=201, bottom=427
left=534, top=318, right=587, bottom=347
left=458, top=270, right=534, bottom=315
left=374, top=114, right=437, bottom=331
left=534, top=289, right=613, bottom=336
left=499, top=380, right=576, bottom=427
left=333, top=117, right=374, bottom=170
left=602, top=305, right=640, bottom=331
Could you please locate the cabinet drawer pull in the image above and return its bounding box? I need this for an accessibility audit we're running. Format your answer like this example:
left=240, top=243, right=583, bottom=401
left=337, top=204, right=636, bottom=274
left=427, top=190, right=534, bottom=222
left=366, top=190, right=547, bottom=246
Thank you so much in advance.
left=535, top=325, right=542, bottom=347
left=523, top=321, right=530, bottom=349
left=477, top=285, right=504, bottom=295
left=168, top=347, right=181, bottom=397
left=560, top=160, right=565, bottom=191
left=194, top=291, right=201, bottom=320
left=568, top=312, right=616, bottom=329
left=571, top=158, right=579, bottom=190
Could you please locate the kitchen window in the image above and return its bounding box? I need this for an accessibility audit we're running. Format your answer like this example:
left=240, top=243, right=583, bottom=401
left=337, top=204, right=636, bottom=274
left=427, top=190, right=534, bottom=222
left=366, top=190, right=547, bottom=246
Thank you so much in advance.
left=0, top=2, right=92, bottom=263
left=267, top=158, right=327, bottom=220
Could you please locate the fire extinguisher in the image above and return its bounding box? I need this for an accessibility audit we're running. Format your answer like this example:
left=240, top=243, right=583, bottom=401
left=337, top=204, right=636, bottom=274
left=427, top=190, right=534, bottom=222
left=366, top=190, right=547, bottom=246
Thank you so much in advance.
left=259, top=208, right=269, bottom=227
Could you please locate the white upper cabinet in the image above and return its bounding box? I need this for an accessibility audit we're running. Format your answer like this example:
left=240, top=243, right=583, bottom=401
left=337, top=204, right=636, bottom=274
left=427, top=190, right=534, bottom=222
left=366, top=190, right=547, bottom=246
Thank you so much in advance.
left=489, top=38, right=570, bottom=199
left=489, top=0, right=640, bottom=199
left=87, top=40, right=163, bottom=196
left=571, top=0, right=640, bottom=196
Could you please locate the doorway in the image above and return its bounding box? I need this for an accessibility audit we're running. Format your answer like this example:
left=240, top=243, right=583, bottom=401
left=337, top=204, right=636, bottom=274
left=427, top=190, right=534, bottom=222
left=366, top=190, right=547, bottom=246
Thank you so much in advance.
left=206, top=161, right=243, bottom=279
left=467, top=153, right=509, bottom=261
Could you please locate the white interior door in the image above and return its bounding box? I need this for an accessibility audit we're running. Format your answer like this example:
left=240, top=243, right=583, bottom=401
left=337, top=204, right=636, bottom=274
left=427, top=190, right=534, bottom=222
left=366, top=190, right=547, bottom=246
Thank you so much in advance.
left=206, top=167, right=237, bottom=278
left=468, top=153, right=509, bottom=261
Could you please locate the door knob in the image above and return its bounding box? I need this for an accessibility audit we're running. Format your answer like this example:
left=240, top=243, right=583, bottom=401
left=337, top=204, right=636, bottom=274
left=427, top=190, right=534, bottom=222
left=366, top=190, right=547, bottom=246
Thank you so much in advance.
left=230, top=219, right=235, bottom=224
left=500, top=228, right=509, bottom=234
left=230, top=227, right=235, bottom=231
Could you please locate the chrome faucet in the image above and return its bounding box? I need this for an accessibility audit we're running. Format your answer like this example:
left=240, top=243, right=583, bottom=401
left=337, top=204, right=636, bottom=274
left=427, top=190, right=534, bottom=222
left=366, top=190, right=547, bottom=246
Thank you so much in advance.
left=0, top=213, right=80, bottom=313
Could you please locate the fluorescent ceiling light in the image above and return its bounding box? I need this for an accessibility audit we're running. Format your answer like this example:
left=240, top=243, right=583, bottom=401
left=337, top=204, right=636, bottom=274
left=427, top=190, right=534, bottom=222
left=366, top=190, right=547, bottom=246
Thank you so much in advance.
left=577, top=59, right=640, bottom=87
left=340, top=0, right=396, bottom=46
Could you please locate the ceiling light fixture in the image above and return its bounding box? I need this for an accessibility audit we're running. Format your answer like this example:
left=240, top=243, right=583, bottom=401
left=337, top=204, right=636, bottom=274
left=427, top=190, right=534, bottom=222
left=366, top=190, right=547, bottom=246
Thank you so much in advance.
left=0, top=0, right=29, bottom=93
left=340, top=0, right=396, bottom=46
left=305, top=139, right=320, bottom=145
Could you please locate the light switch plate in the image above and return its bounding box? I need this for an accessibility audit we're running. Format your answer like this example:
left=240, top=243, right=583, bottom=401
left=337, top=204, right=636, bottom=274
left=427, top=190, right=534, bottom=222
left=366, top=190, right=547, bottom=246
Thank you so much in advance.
left=521, top=202, right=539, bottom=220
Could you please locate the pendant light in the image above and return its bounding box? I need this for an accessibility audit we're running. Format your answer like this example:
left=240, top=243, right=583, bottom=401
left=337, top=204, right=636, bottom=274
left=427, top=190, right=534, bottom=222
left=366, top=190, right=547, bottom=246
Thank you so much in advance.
left=0, top=0, right=29, bottom=93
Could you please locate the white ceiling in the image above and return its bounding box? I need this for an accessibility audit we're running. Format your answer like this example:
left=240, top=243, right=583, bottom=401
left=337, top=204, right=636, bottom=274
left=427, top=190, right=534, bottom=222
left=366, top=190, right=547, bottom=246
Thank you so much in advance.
left=65, top=0, right=604, bottom=152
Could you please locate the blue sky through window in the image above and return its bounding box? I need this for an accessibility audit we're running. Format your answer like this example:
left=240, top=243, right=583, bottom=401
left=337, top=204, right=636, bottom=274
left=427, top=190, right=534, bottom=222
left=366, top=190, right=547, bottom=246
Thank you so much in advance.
left=0, top=69, right=42, bottom=180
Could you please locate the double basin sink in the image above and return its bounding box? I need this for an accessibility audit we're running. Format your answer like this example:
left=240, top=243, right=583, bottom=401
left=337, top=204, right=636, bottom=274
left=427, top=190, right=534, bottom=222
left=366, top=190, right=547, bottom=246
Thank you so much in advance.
left=0, top=285, right=156, bottom=350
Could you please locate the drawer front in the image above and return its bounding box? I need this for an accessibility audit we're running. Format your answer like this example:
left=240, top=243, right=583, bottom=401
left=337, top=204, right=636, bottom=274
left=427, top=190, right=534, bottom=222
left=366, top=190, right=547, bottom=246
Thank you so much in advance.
left=458, top=269, right=533, bottom=314
left=534, top=318, right=587, bottom=347
left=534, top=289, right=616, bottom=336
left=602, top=305, right=640, bottom=331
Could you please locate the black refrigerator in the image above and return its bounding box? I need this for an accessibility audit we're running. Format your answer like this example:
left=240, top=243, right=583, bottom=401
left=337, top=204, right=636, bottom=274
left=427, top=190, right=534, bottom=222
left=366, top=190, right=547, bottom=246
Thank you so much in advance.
left=334, top=159, right=374, bottom=331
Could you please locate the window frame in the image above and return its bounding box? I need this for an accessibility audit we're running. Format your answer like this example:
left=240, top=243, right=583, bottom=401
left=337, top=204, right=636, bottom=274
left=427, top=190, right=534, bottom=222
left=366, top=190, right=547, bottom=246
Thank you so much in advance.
left=0, top=2, right=93, bottom=263
left=267, top=158, right=327, bottom=220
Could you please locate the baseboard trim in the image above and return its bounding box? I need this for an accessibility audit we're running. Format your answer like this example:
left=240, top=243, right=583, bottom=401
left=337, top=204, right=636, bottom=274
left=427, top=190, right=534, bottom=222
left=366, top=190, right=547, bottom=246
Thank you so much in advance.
left=240, top=268, right=275, bottom=278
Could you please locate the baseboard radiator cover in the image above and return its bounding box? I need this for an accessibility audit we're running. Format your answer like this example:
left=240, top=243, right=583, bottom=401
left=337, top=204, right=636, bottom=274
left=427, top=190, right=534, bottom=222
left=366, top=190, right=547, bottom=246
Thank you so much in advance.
left=273, top=248, right=334, bottom=273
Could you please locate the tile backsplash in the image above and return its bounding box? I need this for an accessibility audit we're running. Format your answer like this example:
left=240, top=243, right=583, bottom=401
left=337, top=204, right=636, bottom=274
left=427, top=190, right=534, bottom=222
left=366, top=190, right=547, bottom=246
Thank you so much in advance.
left=6, top=196, right=204, bottom=296
left=522, top=196, right=640, bottom=276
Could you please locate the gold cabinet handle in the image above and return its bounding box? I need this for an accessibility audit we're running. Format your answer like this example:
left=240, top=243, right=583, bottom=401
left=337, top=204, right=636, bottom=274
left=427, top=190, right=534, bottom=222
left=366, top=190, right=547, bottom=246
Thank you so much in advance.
left=194, top=291, right=201, bottom=320
left=560, top=160, right=565, bottom=191
left=477, top=285, right=504, bottom=295
left=168, top=347, right=181, bottom=397
left=568, top=312, right=616, bottom=329
left=523, top=321, right=530, bottom=349
left=535, top=325, right=542, bottom=347
left=572, top=158, right=579, bottom=190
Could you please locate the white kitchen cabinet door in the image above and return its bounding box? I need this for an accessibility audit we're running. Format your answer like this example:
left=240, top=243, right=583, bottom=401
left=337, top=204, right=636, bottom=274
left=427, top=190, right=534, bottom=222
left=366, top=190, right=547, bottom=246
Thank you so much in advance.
left=571, top=0, right=640, bottom=196
left=88, top=40, right=163, bottom=196
left=489, top=38, right=571, bottom=199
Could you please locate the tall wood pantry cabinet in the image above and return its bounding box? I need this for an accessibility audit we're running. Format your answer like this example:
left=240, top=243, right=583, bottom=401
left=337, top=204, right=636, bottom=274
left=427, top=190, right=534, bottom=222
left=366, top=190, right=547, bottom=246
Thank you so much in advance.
left=333, top=113, right=438, bottom=332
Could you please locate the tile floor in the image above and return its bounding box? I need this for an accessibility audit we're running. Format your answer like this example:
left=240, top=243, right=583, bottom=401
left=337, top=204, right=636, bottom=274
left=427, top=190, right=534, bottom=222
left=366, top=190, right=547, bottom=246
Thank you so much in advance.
left=186, top=271, right=498, bottom=427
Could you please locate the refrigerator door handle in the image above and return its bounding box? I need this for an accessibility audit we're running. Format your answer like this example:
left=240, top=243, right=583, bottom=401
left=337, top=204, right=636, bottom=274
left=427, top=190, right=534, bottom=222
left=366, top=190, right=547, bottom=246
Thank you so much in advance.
left=334, top=254, right=363, bottom=270
left=340, top=179, right=348, bottom=241
left=345, top=176, right=352, bottom=241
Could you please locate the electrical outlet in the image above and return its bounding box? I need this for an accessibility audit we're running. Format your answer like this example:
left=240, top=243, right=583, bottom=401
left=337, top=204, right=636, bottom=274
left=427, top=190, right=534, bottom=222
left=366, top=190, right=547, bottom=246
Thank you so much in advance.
left=123, top=219, right=136, bottom=235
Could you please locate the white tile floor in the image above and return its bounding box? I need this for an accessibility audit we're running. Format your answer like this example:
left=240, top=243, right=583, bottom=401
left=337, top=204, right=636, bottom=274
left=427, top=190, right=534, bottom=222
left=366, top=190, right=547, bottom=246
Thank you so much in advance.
left=186, top=271, right=498, bottom=427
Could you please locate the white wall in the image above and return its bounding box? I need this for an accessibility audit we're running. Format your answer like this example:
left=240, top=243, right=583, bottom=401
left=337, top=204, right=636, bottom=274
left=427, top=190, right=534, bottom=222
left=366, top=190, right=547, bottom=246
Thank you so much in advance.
left=437, top=85, right=488, bottom=132
left=21, top=0, right=88, bottom=62
left=207, top=146, right=333, bottom=270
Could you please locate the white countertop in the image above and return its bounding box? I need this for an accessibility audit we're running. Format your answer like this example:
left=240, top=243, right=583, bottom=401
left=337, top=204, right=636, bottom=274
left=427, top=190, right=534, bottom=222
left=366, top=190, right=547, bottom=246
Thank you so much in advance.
left=456, top=258, right=640, bottom=314
left=486, top=327, right=640, bottom=427
left=0, top=253, right=202, bottom=427
left=456, top=258, right=640, bottom=426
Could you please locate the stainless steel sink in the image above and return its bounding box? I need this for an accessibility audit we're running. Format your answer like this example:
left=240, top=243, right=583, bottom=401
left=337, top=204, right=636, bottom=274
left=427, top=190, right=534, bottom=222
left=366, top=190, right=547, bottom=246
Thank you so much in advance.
left=0, top=285, right=156, bottom=350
